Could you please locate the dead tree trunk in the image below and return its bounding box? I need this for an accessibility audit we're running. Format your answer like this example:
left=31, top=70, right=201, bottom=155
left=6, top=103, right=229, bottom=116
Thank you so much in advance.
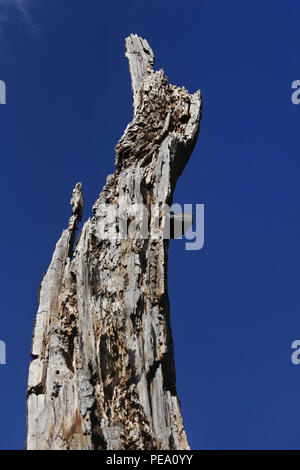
left=26, top=34, right=202, bottom=450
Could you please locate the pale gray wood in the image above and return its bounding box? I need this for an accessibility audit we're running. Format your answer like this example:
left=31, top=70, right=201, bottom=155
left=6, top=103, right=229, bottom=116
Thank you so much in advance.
left=26, top=34, right=202, bottom=450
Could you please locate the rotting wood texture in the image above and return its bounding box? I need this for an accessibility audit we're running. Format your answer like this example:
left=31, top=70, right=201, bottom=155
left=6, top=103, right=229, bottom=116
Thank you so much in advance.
left=26, top=34, right=202, bottom=450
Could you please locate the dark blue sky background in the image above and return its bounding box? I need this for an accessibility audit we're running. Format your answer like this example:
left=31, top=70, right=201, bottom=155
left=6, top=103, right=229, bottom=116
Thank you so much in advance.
left=0, top=0, right=300, bottom=450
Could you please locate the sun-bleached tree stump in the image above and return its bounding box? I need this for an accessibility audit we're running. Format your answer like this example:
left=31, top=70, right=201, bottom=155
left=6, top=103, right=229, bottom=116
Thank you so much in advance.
left=26, top=34, right=202, bottom=450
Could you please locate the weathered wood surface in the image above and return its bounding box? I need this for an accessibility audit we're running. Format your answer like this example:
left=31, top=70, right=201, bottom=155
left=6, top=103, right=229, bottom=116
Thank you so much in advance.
left=26, top=34, right=202, bottom=450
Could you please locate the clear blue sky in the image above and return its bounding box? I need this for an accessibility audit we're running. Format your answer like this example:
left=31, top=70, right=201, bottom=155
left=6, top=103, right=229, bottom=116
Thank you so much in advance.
left=0, top=0, right=300, bottom=450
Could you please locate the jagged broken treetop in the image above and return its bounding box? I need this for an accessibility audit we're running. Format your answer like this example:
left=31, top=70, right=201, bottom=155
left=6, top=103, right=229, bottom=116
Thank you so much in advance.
left=27, top=34, right=202, bottom=450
